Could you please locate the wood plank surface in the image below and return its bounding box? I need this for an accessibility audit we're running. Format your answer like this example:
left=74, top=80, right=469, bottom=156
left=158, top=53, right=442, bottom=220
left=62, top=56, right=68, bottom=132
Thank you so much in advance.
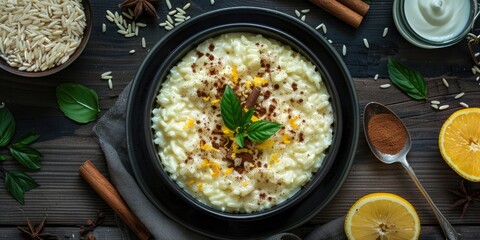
left=1, top=0, right=479, bottom=239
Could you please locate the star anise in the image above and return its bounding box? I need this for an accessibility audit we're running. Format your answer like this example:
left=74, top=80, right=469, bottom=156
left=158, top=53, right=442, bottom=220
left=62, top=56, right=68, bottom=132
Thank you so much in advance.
left=449, top=180, right=480, bottom=218
left=118, top=0, right=159, bottom=19
left=79, top=210, right=105, bottom=240
left=18, top=217, right=59, bottom=240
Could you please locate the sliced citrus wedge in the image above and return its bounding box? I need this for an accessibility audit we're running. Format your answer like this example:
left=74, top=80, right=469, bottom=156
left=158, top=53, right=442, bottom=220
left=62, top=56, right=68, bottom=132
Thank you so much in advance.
left=344, top=192, right=420, bottom=240
left=439, top=108, right=480, bottom=182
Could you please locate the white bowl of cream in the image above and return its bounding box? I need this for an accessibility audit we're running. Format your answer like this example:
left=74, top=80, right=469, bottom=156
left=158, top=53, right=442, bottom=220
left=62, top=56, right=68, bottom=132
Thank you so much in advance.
left=393, top=0, right=477, bottom=48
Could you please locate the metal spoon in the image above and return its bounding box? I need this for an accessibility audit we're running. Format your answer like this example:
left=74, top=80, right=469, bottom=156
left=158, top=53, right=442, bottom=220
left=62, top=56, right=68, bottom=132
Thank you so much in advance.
left=363, top=102, right=460, bottom=240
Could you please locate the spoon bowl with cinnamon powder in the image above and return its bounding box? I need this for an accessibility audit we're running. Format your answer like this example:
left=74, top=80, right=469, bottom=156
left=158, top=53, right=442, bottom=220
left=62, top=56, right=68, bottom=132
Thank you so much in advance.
left=363, top=102, right=460, bottom=240
left=363, top=102, right=410, bottom=161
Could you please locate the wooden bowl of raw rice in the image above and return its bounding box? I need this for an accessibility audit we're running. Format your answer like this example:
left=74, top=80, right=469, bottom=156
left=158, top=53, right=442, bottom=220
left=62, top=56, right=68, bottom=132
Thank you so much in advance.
left=0, top=0, right=92, bottom=77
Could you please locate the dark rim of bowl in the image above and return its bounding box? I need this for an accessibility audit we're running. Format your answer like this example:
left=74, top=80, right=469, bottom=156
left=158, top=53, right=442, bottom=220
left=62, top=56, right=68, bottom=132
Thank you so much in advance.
left=0, top=0, right=92, bottom=77
left=136, top=11, right=343, bottom=220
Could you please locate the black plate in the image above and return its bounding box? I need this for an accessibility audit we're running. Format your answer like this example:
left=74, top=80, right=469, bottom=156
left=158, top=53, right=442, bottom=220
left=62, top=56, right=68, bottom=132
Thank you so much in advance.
left=126, top=7, right=359, bottom=239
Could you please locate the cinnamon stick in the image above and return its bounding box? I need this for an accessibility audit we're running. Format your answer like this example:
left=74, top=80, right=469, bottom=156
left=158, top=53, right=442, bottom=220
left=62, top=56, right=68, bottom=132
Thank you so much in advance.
left=244, top=87, right=261, bottom=109
left=79, top=160, right=152, bottom=240
left=336, top=0, right=370, bottom=16
left=309, top=0, right=364, bottom=28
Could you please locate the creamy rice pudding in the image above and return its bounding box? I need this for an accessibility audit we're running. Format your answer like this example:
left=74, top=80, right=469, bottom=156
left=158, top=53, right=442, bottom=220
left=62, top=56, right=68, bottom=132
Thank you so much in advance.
left=152, top=32, right=333, bottom=213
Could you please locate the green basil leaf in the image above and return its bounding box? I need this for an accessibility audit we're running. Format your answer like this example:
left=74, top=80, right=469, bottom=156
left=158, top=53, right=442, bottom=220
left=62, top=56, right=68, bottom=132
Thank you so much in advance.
left=14, top=129, right=40, bottom=145
left=247, top=120, right=282, bottom=143
left=221, top=85, right=242, bottom=131
left=0, top=108, right=15, bottom=147
left=387, top=58, right=427, bottom=100
left=9, top=143, right=42, bottom=170
left=239, top=108, right=254, bottom=127
left=5, top=171, right=39, bottom=204
left=56, top=83, right=101, bottom=123
left=236, top=132, right=245, bottom=148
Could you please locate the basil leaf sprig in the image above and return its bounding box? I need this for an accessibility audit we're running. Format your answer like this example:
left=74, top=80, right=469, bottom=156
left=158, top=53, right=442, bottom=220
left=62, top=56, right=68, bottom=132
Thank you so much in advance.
left=4, top=171, right=39, bottom=205
left=56, top=83, right=101, bottom=123
left=387, top=58, right=427, bottom=100
left=221, top=85, right=282, bottom=148
left=0, top=107, right=41, bottom=204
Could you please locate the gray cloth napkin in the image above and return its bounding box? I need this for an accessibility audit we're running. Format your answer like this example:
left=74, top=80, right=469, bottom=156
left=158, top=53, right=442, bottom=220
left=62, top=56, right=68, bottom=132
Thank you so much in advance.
left=92, top=82, right=346, bottom=240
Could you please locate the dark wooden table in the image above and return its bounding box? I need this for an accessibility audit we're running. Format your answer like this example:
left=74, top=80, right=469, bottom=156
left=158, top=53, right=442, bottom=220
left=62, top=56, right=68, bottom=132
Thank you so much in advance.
left=1, top=0, right=480, bottom=239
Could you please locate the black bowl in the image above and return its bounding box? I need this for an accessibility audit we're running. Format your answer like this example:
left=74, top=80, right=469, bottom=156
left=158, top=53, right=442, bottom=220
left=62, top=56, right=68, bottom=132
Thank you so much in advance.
left=127, top=7, right=359, bottom=239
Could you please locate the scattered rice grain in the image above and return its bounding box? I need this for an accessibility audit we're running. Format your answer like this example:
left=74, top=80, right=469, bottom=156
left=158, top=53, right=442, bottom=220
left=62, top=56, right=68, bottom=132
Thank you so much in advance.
left=175, top=14, right=186, bottom=19
left=321, top=24, right=327, bottom=34
left=136, top=22, right=147, bottom=27
left=315, top=24, right=322, bottom=30
left=374, top=74, right=379, bottom=80
left=472, top=67, right=476, bottom=75
left=108, top=79, right=113, bottom=89
left=210, top=0, right=215, bottom=5
left=166, top=0, right=172, bottom=9
left=106, top=15, right=114, bottom=22
left=476, top=52, right=480, bottom=57
left=183, top=3, right=191, bottom=10
left=301, top=15, right=306, bottom=22
left=327, top=39, right=332, bottom=44
left=301, top=9, right=310, bottom=13
left=129, top=49, right=135, bottom=54
left=135, top=26, right=139, bottom=36
left=102, top=23, right=106, bottom=33
left=342, top=45, right=346, bottom=56
left=382, top=27, right=388, bottom=37
left=168, top=10, right=177, bottom=15
left=177, top=7, right=186, bottom=14
left=439, top=105, right=449, bottom=110
left=117, top=30, right=128, bottom=35
left=0, top=102, right=4, bottom=109
left=101, top=75, right=113, bottom=80
left=165, top=25, right=173, bottom=31
left=167, top=15, right=173, bottom=24
left=107, top=10, right=115, bottom=19
left=460, top=102, right=469, bottom=108
left=430, top=100, right=440, bottom=105
left=159, top=22, right=167, bottom=27
left=295, top=10, right=300, bottom=17
left=380, top=83, right=391, bottom=89
left=476, top=76, right=480, bottom=81
left=101, top=71, right=112, bottom=76
left=431, top=104, right=439, bottom=109
left=363, top=38, right=369, bottom=48
left=474, top=65, right=480, bottom=73
left=454, top=92, right=465, bottom=99
left=125, top=33, right=135, bottom=38
left=442, top=78, right=449, bottom=88
left=142, top=37, right=146, bottom=48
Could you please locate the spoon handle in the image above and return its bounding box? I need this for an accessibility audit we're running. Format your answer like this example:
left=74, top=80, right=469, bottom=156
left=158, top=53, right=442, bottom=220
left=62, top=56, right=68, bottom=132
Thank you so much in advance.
left=402, top=162, right=461, bottom=240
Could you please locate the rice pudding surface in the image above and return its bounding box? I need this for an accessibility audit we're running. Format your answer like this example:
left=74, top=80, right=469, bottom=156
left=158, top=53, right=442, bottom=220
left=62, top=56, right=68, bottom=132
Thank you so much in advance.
left=152, top=33, right=333, bottom=213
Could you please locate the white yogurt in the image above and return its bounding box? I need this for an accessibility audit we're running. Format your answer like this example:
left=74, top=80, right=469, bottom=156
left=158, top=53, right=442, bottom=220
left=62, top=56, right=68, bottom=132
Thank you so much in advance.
left=404, top=0, right=471, bottom=42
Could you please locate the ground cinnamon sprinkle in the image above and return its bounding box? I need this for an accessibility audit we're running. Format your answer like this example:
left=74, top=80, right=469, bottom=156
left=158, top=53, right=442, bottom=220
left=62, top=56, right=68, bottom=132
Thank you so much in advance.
left=367, top=113, right=407, bottom=155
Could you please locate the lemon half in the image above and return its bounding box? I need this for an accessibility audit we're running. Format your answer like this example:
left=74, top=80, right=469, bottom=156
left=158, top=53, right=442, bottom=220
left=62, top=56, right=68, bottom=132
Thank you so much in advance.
left=439, top=108, right=480, bottom=182
left=344, top=192, right=420, bottom=240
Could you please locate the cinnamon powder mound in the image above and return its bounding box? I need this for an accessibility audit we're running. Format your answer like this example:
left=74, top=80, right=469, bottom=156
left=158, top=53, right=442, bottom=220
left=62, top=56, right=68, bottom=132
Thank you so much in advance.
left=367, top=114, right=407, bottom=155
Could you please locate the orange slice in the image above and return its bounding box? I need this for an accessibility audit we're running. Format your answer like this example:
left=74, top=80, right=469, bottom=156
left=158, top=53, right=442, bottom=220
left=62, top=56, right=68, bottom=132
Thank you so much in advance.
left=344, top=192, right=420, bottom=240
left=439, top=108, right=480, bottom=182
